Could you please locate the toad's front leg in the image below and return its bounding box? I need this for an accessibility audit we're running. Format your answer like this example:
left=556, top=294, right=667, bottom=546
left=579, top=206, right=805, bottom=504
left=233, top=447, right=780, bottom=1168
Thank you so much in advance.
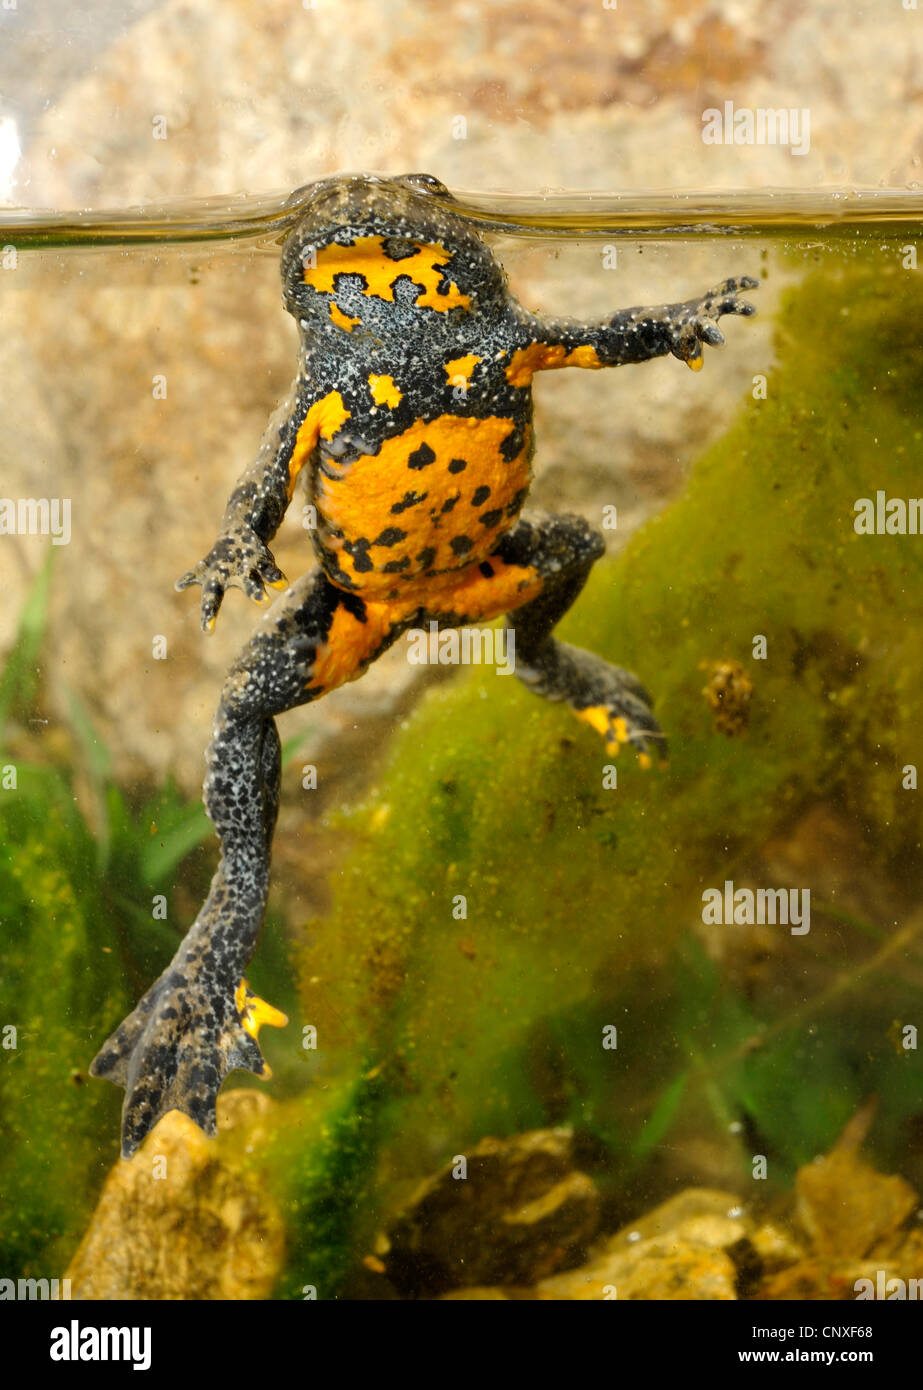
left=91, top=568, right=400, bottom=1157
left=507, top=276, right=757, bottom=380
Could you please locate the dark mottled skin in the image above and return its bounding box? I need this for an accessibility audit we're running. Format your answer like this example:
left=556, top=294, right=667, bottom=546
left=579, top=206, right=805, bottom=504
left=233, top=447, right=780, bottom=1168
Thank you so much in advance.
left=90, top=172, right=756, bottom=1157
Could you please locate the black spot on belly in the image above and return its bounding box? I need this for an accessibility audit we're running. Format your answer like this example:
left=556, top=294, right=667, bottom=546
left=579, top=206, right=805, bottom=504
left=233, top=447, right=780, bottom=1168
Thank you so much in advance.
left=450, top=535, right=474, bottom=556
left=345, top=538, right=374, bottom=572
left=448, top=457, right=467, bottom=474
left=382, top=237, right=420, bottom=261
left=382, top=556, right=412, bottom=573
left=408, top=442, right=437, bottom=470
left=335, top=271, right=369, bottom=296
left=340, top=590, right=368, bottom=623
left=500, top=426, right=523, bottom=462
left=416, top=546, right=436, bottom=569
left=391, top=489, right=428, bottom=514
left=480, top=508, right=503, bottom=528
left=325, top=556, right=358, bottom=589
left=374, top=526, right=407, bottom=547
left=441, top=496, right=458, bottom=514
left=471, top=485, right=491, bottom=506
left=479, top=562, right=494, bottom=578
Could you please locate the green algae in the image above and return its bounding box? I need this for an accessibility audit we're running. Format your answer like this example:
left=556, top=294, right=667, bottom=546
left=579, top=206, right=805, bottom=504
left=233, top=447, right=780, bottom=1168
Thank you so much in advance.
left=0, top=577, right=228, bottom=1279
left=251, top=1074, right=383, bottom=1300
left=0, top=765, right=129, bottom=1275
left=289, top=254, right=923, bottom=1234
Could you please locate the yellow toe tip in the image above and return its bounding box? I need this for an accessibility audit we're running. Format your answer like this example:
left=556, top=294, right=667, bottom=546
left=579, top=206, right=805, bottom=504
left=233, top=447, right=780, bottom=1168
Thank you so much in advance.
left=236, top=979, right=289, bottom=1040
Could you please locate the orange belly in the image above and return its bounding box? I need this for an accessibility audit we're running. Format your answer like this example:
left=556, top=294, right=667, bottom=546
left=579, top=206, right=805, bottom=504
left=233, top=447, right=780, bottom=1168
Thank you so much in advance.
left=314, top=413, right=531, bottom=596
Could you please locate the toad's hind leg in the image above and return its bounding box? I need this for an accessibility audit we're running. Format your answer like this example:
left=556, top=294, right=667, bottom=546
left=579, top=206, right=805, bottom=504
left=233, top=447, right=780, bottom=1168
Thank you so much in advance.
left=90, top=569, right=401, bottom=1157
left=429, top=512, right=666, bottom=763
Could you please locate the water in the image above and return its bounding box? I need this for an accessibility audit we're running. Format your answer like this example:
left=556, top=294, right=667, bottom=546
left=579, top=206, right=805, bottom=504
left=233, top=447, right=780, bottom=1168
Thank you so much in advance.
left=6, top=181, right=922, bottom=244
left=1, top=182, right=922, bottom=1301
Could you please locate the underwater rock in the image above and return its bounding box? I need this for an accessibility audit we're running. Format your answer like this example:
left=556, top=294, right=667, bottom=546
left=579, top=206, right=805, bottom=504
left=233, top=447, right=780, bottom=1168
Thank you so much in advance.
left=604, top=1186, right=752, bottom=1249
left=755, top=1112, right=920, bottom=1300
left=795, top=1107, right=918, bottom=1260
left=436, top=1164, right=922, bottom=1301
left=437, top=1187, right=750, bottom=1300
left=755, top=1258, right=916, bottom=1302
left=535, top=1241, right=737, bottom=1302
left=796, top=1151, right=917, bottom=1262
left=440, top=1286, right=513, bottom=1300
left=749, top=1221, right=806, bottom=1274
left=535, top=1187, right=748, bottom=1301
left=382, top=1128, right=600, bottom=1295
left=65, top=1091, right=284, bottom=1300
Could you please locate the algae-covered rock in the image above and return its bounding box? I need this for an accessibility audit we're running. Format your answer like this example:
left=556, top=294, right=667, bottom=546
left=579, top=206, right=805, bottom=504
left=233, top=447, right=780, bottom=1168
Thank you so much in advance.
left=65, top=1091, right=284, bottom=1300
left=255, top=1073, right=386, bottom=1301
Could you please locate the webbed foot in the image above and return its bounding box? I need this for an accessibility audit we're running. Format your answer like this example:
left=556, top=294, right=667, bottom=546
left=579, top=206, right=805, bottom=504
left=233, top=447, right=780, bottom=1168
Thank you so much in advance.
left=668, top=275, right=758, bottom=370
left=90, top=967, right=287, bottom=1158
left=571, top=663, right=668, bottom=767
left=176, top=522, right=288, bottom=631
left=516, top=640, right=667, bottom=766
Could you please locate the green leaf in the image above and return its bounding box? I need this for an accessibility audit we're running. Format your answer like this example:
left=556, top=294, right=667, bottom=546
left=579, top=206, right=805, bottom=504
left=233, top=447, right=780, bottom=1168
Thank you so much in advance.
left=140, top=796, right=213, bottom=885
left=0, top=552, right=53, bottom=734
left=631, top=1070, right=689, bottom=1161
